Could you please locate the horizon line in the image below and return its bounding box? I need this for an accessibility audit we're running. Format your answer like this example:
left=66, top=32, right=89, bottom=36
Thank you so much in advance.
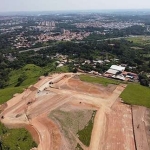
left=1, top=8, right=150, bottom=13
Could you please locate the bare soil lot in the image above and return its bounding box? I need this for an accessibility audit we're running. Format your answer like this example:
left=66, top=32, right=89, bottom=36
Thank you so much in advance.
left=0, top=73, right=149, bottom=150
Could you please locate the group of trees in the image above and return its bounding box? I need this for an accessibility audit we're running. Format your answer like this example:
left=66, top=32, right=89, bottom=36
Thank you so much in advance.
left=0, top=54, right=10, bottom=88
left=0, top=38, right=150, bottom=89
left=139, top=72, right=150, bottom=87
left=86, top=25, right=147, bottom=41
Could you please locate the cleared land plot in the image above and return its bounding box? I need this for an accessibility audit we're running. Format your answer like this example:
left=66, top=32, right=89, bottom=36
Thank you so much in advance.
left=50, top=104, right=95, bottom=149
left=103, top=99, right=135, bottom=150
left=132, top=106, right=149, bottom=150
left=0, top=73, right=134, bottom=150
left=64, top=77, right=113, bottom=97
left=144, top=108, right=150, bottom=148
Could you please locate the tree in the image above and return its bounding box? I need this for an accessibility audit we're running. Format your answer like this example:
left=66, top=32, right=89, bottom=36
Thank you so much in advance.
left=139, top=72, right=149, bottom=87
left=16, top=74, right=27, bottom=87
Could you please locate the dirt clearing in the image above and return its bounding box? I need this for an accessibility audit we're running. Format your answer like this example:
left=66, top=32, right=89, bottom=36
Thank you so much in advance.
left=0, top=73, right=148, bottom=150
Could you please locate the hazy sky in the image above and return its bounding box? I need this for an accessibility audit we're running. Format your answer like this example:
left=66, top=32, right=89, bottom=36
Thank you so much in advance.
left=0, top=0, right=150, bottom=12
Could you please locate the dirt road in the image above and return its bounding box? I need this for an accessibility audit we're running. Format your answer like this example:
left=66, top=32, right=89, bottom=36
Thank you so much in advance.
left=89, top=107, right=106, bottom=150
left=132, top=106, right=149, bottom=150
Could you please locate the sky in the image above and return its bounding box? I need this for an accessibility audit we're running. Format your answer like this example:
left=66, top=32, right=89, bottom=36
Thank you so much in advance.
left=0, top=0, right=150, bottom=12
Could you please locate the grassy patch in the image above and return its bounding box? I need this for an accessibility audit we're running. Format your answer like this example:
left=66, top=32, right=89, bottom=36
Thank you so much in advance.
left=127, top=36, right=150, bottom=45
left=120, top=83, right=150, bottom=108
left=130, top=46, right=143, bottom=50
left=77, top=111, right=96, bottom=146
left=50, top=109, right=94, bottom=148
left=79, top=74, right=121, bottom=86
left=8, top=64, right=43, bottom=87
left=143, top=54, right=150, bottom=58
left=0, top=64, right=44, bottom=104
left=53, top=66, right=69, bottom=73
left=0, top=123, right=37, bottom=150
left=0, top=64, right=40, bottom=150
left=0, top=86, right=24, bottom=104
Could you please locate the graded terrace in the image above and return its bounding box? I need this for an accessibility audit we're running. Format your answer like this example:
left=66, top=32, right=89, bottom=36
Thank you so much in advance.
left=0, top=73, right=149, bottom=150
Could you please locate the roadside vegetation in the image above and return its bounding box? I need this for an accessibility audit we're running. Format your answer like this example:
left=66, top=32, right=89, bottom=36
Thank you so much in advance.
left=79, top=74, right=121, bottom=86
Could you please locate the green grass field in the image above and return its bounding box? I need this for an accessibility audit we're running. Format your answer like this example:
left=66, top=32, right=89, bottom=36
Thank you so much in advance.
left=79, top=74, right=121, bottom=86
left=52, top=66, right=69, bottom=73
left=120, top=83, right=150, bottom=108
left=127, top=36, right=150, bottom=45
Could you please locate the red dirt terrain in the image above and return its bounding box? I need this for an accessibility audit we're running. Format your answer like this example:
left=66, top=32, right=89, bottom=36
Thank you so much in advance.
left=0, top=73, right=149, bottom=150
left=132, top=106, right=150, bottom=150
left=103, top=99, right=136, bottom=150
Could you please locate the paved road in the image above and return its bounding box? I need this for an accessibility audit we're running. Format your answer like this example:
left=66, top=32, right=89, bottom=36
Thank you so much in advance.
left=19, top=45, right=52, bottom=53
left=19, top=35, right=148, bottom=53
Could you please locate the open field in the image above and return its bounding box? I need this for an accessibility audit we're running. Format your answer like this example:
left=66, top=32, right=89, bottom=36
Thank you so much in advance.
left=0, top=73, right=150, bottom=150
left=127, top=36, right=150, bottom=45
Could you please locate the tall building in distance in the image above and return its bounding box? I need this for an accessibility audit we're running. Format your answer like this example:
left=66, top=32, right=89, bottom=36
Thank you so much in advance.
left=39, top=21, right=56, bottom=27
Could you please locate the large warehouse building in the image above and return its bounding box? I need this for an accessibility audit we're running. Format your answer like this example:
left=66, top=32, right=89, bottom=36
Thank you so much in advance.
left=104, top=65, right=126, bottom=80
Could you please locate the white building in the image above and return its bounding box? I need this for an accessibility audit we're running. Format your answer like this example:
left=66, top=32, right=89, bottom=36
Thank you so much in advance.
left=110, top=65, right=125, bottom=72
left=105, top=65, right=126, bottom=80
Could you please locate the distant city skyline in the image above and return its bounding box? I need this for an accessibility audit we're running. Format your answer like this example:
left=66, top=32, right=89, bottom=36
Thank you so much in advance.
left=0, top=0, right=150, bottom=12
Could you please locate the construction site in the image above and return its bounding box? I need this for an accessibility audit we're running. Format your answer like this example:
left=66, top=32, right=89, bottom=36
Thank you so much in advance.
left=0, top=73, right=150, bottom=150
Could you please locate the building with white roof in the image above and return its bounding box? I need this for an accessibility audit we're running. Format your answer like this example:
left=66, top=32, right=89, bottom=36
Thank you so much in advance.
left=104, top=65, right=126, bottom=80
left=110, top=65, right=125, bottom=72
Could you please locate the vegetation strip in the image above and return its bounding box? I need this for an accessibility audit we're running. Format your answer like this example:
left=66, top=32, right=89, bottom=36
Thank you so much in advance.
left=77, top=111, right=96, bottom=146
left=79, top=74, right=121, bottom=86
